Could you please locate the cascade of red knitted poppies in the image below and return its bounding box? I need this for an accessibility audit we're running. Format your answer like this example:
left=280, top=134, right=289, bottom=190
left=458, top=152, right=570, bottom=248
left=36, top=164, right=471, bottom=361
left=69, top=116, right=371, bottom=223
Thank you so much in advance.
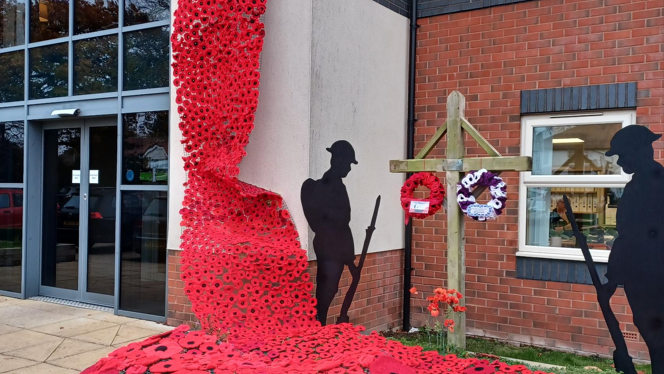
left=172, top=0, right=317, bottom=337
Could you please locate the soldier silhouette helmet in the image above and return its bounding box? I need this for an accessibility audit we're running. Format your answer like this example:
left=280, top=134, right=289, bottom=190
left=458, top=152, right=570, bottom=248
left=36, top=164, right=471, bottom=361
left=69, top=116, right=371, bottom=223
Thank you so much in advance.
left=327, top=140, right=358, bottom=165
left=605, top=125, right=661, bottom=157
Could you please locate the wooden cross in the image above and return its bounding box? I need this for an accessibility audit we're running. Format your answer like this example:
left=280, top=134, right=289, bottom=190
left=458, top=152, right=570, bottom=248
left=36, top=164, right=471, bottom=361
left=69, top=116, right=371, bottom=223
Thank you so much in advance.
left=390, top=91, right=532, bottom=348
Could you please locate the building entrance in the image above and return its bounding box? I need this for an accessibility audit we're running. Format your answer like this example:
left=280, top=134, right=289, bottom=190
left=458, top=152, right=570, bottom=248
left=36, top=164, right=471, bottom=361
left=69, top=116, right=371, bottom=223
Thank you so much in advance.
left=40, top=118, right=117, bottom=307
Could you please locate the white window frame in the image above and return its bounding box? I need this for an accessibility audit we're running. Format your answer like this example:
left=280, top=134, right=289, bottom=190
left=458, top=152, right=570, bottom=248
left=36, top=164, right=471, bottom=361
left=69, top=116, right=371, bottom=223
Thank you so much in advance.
left=518, top=110, right=636, bottom=263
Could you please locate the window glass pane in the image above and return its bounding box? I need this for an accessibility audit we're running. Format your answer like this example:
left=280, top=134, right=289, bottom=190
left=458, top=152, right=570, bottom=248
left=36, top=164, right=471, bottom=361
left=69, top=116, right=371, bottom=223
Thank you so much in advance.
left=0, top=0, right=26, bottom=48
left=123, top=26, right=168, bottom=91
left=526, top=187, right=622, bottom=250
left=122, top=111, right=168, bottom=185
left=0, top=121, right=24, bottom=183
left=30, top=0, right=68, bottom=43
left=120, top=190, right=166, bottom=316
left=0, top=51, right=24, bottom=103
left=29, top=42, right=68, bottom=99
left=74, top=35, right=118, bottom=95
left=532, top=123, right=622, bottom=176
left=124, top=0, right=168, bottom=27
left=0, top=188, right=23, bottom=293
left=74, top=0, right=118, bottom=35
left=42, top=128, right=81, bottom=291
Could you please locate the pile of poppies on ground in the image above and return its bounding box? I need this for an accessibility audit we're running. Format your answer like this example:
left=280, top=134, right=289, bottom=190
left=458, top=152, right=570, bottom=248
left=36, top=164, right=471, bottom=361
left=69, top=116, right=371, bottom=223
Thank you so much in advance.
left=83, top=323, right=552, bottom=374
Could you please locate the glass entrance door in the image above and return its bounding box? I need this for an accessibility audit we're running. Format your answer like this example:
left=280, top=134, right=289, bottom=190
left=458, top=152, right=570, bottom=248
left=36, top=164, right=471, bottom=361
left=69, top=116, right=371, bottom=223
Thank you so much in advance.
left=41, top=119, right=117, bottom=306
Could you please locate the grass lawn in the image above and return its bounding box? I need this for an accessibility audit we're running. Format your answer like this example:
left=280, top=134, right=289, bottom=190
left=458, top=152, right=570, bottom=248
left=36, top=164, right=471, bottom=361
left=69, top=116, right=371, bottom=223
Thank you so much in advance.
left=383, top=331, right=651, bottom=374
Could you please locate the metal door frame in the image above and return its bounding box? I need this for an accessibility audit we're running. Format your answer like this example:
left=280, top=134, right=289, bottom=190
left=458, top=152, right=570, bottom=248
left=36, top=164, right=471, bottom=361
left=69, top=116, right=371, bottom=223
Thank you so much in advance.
left=38, top=118, right=116, bottom=307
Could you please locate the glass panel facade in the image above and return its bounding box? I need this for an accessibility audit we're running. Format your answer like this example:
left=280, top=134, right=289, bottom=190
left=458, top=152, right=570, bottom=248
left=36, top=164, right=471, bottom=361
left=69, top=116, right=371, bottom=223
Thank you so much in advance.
left=120, top=190, right=166, bottom=316
left=526, top=187, right=622, bottom=250
left=0, top=51, right=24, bottom=103
left=29, top=0, right=68, bottom=43
left=42, top=128, right=81, bottom=291
left=74, top=34, right=118, bottom=95
left=122, top=111, right=168, bottom=185
left=0, top=121, right=24, bottom=183
left=123, top=26, right=168, bottom=91
left=0, top=0, right=26, bottom=48
left=87, top=125, right=117, bottom=296
left=74, top=0, right=118, bottom=35
left=532, top=123, right=622, bottom=176
left=124, top=0, right=168, bottom=27
left=29, top=42, right=67, bottom=99
left=0, top=187, right=22, bottom=293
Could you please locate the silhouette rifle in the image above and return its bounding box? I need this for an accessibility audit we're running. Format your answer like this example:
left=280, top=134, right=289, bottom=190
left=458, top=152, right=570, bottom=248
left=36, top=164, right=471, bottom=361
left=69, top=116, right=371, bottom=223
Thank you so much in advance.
left=338, top=195, right=381, bottom=323
left=562, top=195, right=636, bottom=374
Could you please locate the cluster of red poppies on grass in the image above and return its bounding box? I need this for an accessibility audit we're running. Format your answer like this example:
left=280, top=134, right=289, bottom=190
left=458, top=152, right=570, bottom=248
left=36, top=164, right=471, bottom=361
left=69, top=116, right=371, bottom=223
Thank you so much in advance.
left=83, top=0, right=554, bottom=373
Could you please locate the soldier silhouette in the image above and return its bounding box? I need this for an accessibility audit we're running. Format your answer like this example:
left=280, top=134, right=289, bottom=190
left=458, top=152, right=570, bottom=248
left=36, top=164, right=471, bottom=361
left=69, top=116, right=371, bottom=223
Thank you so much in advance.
left=301, top=140, right=360, bottom=325
left=603, top=125, right=664, bottom=372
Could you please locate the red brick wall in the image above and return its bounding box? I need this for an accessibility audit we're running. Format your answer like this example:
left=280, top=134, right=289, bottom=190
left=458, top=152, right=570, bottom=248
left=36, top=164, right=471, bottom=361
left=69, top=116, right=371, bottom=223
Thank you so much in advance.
left=413, top=0, right=663, bottom=361
left=167, top=249, right=404, bottom=332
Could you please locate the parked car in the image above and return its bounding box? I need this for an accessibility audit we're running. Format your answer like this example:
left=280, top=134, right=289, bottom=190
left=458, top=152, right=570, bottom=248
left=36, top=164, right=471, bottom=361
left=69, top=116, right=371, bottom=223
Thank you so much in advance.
left=0, top=189, right=23, bottom=245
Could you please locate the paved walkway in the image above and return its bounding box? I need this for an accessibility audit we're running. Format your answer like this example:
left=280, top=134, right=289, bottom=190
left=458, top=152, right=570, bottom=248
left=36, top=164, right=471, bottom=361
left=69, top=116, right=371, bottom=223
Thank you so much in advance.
left=0, top=296, right=173, bottom=374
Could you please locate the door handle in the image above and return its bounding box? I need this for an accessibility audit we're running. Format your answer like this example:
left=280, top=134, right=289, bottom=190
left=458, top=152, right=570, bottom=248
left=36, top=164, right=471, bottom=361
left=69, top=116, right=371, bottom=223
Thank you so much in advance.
left=2, top=210, right=10, bottom=214
left=83, top=193, right=87, bottom=201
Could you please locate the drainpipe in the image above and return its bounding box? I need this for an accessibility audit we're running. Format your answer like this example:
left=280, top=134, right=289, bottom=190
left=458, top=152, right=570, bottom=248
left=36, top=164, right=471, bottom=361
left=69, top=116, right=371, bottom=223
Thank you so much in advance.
left=403, top=0, right=418, bottom=332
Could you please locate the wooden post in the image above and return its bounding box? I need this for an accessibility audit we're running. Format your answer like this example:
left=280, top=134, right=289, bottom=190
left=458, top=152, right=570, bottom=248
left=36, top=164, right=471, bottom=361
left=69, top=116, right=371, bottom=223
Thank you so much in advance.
left=446, top=91, right=466, bottom=348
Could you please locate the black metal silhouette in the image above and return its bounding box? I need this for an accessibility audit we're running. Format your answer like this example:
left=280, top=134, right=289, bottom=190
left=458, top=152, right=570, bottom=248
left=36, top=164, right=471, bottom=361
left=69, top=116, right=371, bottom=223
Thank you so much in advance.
left=564, top=125, right=664, bottom=374
left=301, top=140, right=380, bottom=325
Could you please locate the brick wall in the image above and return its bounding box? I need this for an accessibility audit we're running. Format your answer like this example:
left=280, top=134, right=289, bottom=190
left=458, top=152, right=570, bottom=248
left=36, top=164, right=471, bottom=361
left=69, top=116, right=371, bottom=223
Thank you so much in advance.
left=167, top=249, right=404, bottom=331
left=413, top=0, right=663, bottom=360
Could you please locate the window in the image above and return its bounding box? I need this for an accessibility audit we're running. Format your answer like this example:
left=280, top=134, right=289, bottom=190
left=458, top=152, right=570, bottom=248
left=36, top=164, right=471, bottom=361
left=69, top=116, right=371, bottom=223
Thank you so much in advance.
left=122, top=111, right=168, bottom=185
left=0, top=193, right=9, bottom=208
left=518, top=111, right=635, bottom=263
left=0, top=121, right=24, bottom=183
left=0, top=0, right=26, bottom=48
left=0, top=51, right=24, bottom=103
left=0, top=0, right=168, bottom=103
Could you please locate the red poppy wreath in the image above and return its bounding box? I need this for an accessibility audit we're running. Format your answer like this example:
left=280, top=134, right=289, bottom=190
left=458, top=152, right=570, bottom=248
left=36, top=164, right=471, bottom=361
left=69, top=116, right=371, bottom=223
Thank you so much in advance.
left=400, top=172, right=445, bottom=224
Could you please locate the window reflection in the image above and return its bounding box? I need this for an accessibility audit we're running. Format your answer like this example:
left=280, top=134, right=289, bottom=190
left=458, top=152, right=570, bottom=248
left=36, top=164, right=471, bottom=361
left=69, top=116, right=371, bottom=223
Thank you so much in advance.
left=74, top=0, right=118, bottom=35
left=122, top=111, right=168, bottom=185
left=120, top=190, right=166, bottom=316
left=0, top=188, right=23, bottom=293
left=29, top=42, right=67, bottom=99
left=74, top=35, right=118, bottom=95
left=124, top=0, right=168, bottom=26
left=0, top=51, right=24, bottom=103
left=526, top=187, right=622, bottom=250
left=123, top=26, right=168, bottom=91
left=30, top=0, right=68, bottom=43
left=42, top=128, right=81, bottom=291
left=532, top=123, right=623, bottom=176
left=0, top=0, right=26, bottom=48
left=0, top=121, right=24, bottom=183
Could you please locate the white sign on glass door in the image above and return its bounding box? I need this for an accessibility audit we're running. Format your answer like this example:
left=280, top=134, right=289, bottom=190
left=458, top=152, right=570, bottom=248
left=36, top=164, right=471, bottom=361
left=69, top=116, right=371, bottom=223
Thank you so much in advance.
left=72, top=170, right=81, bottom=184
left=90, top=170, right=99, bottom=184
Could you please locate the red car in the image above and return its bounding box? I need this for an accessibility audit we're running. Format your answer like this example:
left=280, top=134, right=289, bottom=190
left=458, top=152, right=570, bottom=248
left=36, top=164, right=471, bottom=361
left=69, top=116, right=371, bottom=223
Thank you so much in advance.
left=0, top=189, right=22, bottom=230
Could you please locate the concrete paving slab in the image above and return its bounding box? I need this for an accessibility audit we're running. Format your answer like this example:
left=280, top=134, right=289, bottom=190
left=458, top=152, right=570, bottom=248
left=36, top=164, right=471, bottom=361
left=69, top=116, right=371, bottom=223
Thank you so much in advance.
left=0, top=306, right=77, bottom=329
left=71, top=325, right=120, bottom=346
left=5, top=363, right=80, bottom=374
left=0, top=355, right=40, bottom=373
left=48, top=347, right=116, bottom=371
left=112, top=325, right=161, bottom=345
left=32, top=318, right=118, bottom=338
left=46, top=339, right=106, bottom=362
left=0, top=330, right=64, bottom=354
left=3, top=340, right=63, bottom=362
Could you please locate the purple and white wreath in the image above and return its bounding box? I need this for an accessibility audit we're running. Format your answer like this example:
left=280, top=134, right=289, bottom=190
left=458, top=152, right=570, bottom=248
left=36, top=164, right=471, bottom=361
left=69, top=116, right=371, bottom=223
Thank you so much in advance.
left=456, top=169, right=507, bottom=221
